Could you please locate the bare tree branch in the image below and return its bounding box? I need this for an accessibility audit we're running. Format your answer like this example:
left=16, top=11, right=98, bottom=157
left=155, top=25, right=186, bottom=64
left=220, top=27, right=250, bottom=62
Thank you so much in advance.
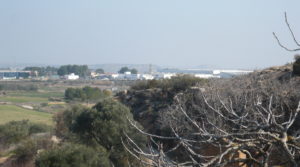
left=273, top=12, right=300, bottom=52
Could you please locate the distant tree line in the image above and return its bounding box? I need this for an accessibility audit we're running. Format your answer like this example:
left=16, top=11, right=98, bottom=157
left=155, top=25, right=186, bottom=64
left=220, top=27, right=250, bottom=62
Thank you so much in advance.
left=57, top=65, right=90, bottom=77
left=23, top=65, right=90, bottom=77
left=23, top=66, right=58, bottom=77
left=0, top=83, right=38, bottom=91
left=23, top=65, right=142, bottom=77
left=95, top=68, right=105, bottom=74
left=118, top=67, right=138, bottom=74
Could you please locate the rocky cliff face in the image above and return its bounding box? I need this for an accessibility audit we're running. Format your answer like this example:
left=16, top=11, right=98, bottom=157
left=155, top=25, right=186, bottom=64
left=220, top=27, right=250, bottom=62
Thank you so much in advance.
left=117, top=88, right=173, bottom=133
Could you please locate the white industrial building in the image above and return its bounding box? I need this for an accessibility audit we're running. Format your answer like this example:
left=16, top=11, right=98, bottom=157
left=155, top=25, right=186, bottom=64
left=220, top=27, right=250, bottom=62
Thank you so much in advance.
left=64, top=73, right=79, bottom=80
left=155, top=73, right=176, bottom=79
left=194, top=74, right=220, bottom=79
left=140, top=74, right=154, bottom=80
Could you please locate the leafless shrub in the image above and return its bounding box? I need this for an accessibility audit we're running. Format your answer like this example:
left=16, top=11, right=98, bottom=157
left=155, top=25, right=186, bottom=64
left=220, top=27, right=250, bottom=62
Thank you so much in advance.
left=123, top=75, right=300, bottom=167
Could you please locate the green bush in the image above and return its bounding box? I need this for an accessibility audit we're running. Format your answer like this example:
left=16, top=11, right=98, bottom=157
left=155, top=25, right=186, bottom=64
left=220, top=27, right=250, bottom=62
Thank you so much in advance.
left=53, top=105, right=87, bottom=139
left=293, top=55, right=300, bottom=76
left=23, top=66, right=58, bottom=77
left=0, top=120, right=51, bottom=145
left=40, top=103, right=49, bottom=107
left=132, top=75, right=207, bottom=92
left=14, top=139, right=38, bottom=162
left=35, top=143, right=110, bottom=167
left=64, top=86, right=109, bottom=102
left=29, top=123, right=51, bottom=134
left=70, top=99, right=147, bottom=166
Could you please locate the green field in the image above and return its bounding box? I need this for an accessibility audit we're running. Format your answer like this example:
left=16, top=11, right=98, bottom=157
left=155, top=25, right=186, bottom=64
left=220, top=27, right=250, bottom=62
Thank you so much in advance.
left=0, top=96, right=49, bottom=103
left=8, top=91, right=64, bottom=98
left=0, top=105, right=53, bottom=125
left=0, top=90, right=64, bottom=104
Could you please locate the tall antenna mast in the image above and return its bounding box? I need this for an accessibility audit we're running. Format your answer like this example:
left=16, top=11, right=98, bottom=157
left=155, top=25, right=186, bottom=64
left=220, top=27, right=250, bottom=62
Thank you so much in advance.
left=149, top=64, right=153, bottom=74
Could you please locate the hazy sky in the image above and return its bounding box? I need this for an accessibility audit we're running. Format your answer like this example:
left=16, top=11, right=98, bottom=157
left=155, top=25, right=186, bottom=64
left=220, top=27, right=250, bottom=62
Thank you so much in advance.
left=0, top=1, right=299, bottom=69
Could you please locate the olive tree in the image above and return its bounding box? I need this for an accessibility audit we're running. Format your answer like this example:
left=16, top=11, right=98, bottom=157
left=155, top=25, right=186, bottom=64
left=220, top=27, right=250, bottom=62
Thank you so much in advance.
left=70, top=99, right=147, bottom=167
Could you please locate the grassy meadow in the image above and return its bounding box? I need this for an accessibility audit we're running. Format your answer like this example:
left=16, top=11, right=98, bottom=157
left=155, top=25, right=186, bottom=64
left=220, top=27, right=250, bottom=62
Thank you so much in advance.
left=0, top=105, right=53, bottom=125
left=0, top=96, right=48, bottom=103
left=8, top=91, right=64, bottom=98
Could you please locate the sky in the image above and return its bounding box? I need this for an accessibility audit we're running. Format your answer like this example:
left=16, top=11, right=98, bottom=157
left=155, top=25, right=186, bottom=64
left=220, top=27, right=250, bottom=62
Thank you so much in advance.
left=0, top=0, right=299, bottom=69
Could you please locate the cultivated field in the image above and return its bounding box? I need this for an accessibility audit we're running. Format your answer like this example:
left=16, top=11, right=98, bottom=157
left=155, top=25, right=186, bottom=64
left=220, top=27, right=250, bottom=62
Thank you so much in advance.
left=0, top=105, right=52, bottom=125
left=0, top=79, right=120, bottom=126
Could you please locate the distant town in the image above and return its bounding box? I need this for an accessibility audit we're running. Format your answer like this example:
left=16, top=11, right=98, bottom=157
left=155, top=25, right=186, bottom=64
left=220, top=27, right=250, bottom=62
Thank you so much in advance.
left=0, top=64, right=253, bottom=80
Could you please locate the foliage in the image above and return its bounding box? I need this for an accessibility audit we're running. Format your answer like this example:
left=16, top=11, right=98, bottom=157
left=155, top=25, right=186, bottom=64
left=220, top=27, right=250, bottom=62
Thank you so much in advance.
left=53, top=105, right=87, bottom=139
left=95, top=68, right=105, bottom=74
left=295, top=54, right=300, bottom=61
left=23, top=66, right=58, bottom=77
left=35, top=143, right=110, bottom=167
left=118, top=67, right=130, bottom=74
left=64, top=86, right=109, bottom=103
left=130, top=68, right=138, bottom=74
left=12, top=136, right=54, bottom=166
left=40, top=103, right=49, bottom=107
left=293, top=54, right=300, bottom=76
left=29, top=123, right=51, bottom=134
left=70, top=99, right=147, bottom=166
left=0, top=83, right=38, bottom=91
left=131, top=75, right=207, bottom=92
left=13, top=139, right=38, bottom=163
left=103, top=89, right=112, bottom=97
left=57, top=65, right=90, bottom=77
left=0, top=120, right=51, bottom=146
left=118, top=67, right=138, bottom=74
left=13, top=137, right=53, bottom=164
